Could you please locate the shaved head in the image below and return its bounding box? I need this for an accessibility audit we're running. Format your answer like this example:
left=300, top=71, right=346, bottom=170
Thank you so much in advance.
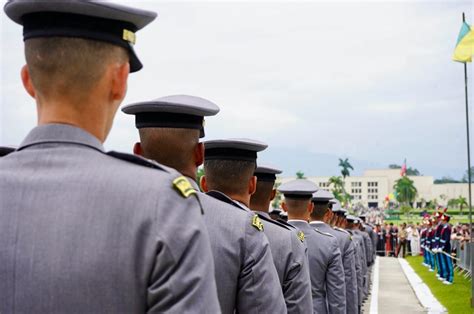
left=139, top=127, right=200, bottom=173
left=25, top=37, right=128, bottom=100
left=204, top=159, right=256, bottom=195
left=285, top=197, right=311, bottom=215
left=250, top=180, right=275, bottom=210
left=310, top=201, right=329, bottom=220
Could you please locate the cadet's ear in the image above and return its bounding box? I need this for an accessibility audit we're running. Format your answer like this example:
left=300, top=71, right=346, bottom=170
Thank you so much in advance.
left=308, top=201, right=314, bottom=214
left=281, top=201, right=288, bottom=213
left=270, top=189, right=277, bottom=201
left=133, top=142, right=143, bottom=156
left=200, top=175, right=209, bottom=192
left=21, top=65, right=35, bottom=98
left=110, top=62, right=129, bottom=102
left=194, top=142, right=204, bottom=167
left=248, top=175, right=257, bottom=195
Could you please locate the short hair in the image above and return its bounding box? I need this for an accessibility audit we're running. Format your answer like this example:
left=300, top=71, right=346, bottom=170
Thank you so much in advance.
left=25, top=37, right=128, bottom=99
left=284, top=197, right=310, bottom=215
left=310, top=201, right=328, bottom=220
left=204, top=159, right=256, bottom=195
left=139, top=128, right=200, bottom=172
left=250, top=180, right=275, bottom=208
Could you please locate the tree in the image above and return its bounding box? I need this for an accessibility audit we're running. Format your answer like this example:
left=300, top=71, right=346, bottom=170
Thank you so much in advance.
left=296, top=171, right=306, bottom=179
left=338, top=158, right=354, bottom=179
left=434, top=176, right=461, bottom=184
left=406, top=167, right=420, bottom=176
left=388, top=164, right=420, bottom=175
left=462, top=167, right=474, bottom=183
left=447, top=198, right=459, bottom=209
left=393, top=176, right=417, bottom=205
left=457, top=196, right=468, bottom=215
left=196, top=167, right=205, bottom=189
left=400, top=205, right=414, bottom=220
left=271, top=182, right=282, bottom=209
left=329, top=176, right=344, bottom=201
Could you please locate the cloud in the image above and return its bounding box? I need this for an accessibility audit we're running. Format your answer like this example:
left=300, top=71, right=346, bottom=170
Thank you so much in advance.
left=1, top=0, right=473, bottom=179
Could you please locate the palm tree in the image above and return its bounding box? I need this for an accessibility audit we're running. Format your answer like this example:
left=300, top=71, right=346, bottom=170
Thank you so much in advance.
left=296, top=171, right=306, bottom=179
left=393, top=176, right=417, bottom=206
left=271, top=182, right=282, bottom=209
left=457, top=196, right=468, bottom=215
left=329, top=175, right=345, bottom=204
left=338, top=158, right=354, bottom=179
left=447, top=198, right=459, bottom=209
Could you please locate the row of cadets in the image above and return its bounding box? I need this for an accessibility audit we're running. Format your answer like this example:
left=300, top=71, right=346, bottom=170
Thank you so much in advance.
left=345, top=215, right=369, bottom=311
left=124, top=96, right=308, bottom=313
left=310, top=190, right=359, bottom=314
left=278, top=179, right=346, bottom=314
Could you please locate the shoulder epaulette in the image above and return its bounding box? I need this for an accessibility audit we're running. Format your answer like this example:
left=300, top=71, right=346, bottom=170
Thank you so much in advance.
left=251, top=214, right=264, bottom=232
left=334, top=227, right=349, bottom=234
left=106, top=151, right=167, bottom=171
left=313, top=227, right=335, bottom=238
left=257, top=213, right=292, bottom=231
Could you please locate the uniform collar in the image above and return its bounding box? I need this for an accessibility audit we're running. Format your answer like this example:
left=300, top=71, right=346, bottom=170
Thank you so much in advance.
left=185, top=175, right=200, bottom=191
left=288, top=219, right=309, bottom=224
left=18, top=124, right=104, bottom=152
left=256, top=211, right=271, bottom=219
left=309, top=220, right=325, bottom=225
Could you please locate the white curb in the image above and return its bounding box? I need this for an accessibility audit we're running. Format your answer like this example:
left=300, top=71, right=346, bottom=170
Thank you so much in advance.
left=398, top=258, right=447, bottom=314
left=369, top=256, right=379, bottom=314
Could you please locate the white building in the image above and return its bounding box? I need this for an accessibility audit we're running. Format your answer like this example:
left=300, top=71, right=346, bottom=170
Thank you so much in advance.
left=279, top=168, right=474, bottom=208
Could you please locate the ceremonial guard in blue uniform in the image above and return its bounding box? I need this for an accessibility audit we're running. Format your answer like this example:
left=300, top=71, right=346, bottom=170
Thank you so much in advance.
left=433, top=211, right=445, bottom=279
left=438, top=214, right=454, bottom=284
left=1, top=2, right=220, bottom=312
left=123, top=95, right=287, bottom=313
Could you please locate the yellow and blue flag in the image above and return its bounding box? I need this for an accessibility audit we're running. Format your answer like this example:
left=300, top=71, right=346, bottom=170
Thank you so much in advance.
left=453, top=22, right=474, bottom=62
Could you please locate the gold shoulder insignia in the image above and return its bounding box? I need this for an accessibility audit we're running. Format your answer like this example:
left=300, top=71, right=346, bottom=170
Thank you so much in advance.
left=252, top=215, right=264, bottom=232
left=173, top=176, right=196, bottom=198
left=297, top=231, right=305, bottom=243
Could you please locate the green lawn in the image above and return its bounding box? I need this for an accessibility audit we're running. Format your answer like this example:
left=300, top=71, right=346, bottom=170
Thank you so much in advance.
left=405, top=255, right=473, bottom=313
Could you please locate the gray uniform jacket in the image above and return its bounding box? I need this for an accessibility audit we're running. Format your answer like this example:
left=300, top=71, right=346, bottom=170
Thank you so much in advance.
left=350, top=231, right=367, bottom=302
left=186, top=183, right=285, bottom=314
left=0, top=124, right=220, bottom=314
left=289, top=221, right=346, bottom=314
left=256, top=211, right=312, bottom=314
left=311, top=222, right=359, bottom=314
left=206, top=190, right=287, bottom=314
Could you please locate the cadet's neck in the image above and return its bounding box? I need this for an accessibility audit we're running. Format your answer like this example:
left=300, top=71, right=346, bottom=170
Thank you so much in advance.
left=227, top=193, right=251, bottom=207
left=249, top=202, right=270, bottom=213
left=287, top=211, right=309, bottom=221
left=36, top=95, right=116, bottom=143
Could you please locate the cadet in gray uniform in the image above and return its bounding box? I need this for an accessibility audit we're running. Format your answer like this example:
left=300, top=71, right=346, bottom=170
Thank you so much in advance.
left=250, top=165, right=312, bottom=313
left=122, top=95, right=285, bottom=313
left=346, top=215, right=368, bottom=307
left=201, top=138, right=287, bottom=313
left=0, top=2, right=221, bottom=313
left=355, top=219, right=372, bottom=299
left=279, top=180, right=346, bottom=314
left=309, top=191, right=359, bottom=314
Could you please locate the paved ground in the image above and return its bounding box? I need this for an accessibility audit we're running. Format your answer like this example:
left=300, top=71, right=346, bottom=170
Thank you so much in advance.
left=365, top=257, right=426, bottom=313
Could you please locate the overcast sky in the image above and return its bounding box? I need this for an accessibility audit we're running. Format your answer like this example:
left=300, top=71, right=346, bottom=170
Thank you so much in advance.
left=1, top=0, right=474, bottom=179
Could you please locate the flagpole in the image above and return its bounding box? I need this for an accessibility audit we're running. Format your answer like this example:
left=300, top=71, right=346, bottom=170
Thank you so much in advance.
left=462, top=11, right=474, bottom=309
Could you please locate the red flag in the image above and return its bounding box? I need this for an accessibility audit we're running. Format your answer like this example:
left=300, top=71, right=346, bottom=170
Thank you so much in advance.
left=400, top=158, right=407, bottom=176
